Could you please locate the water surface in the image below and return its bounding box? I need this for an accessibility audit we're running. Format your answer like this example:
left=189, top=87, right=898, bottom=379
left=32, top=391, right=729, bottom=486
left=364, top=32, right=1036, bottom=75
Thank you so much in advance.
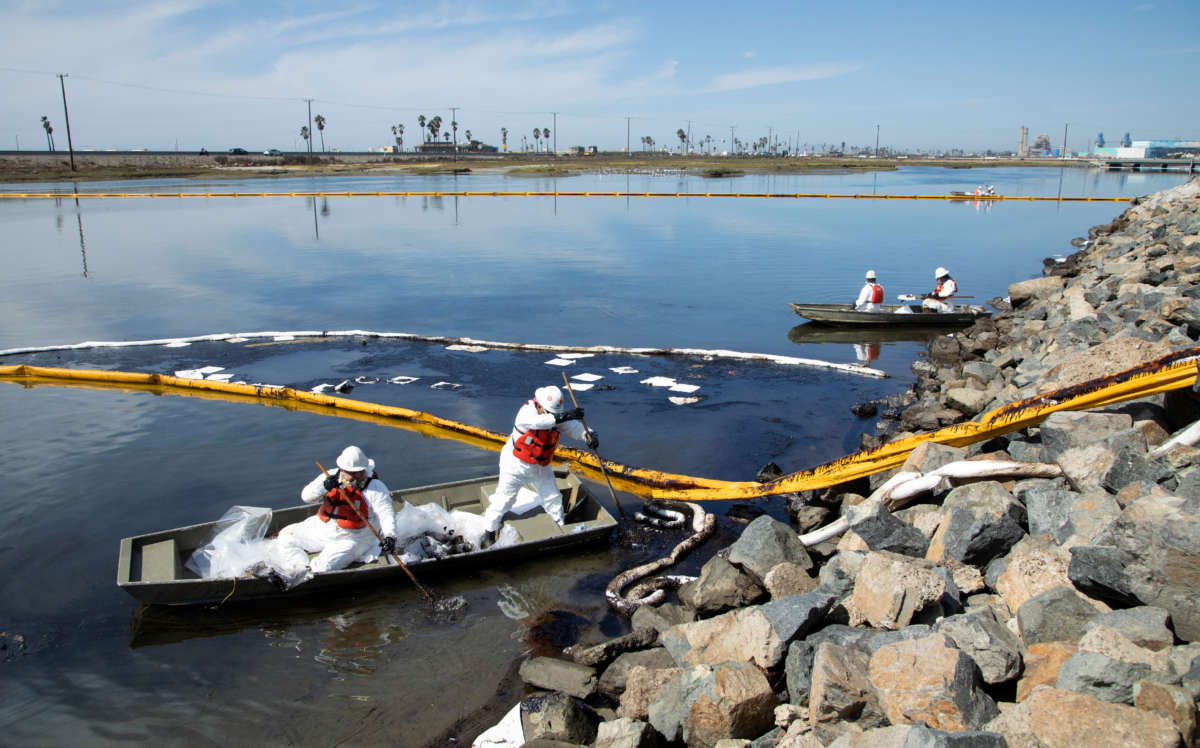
left=0, top=166, right=1187, bottom=745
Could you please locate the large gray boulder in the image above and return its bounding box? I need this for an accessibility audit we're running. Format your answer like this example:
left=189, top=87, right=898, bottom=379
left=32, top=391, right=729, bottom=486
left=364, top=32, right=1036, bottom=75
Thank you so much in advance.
left=844, top=500, right=930, bottom=557
left=1016, top=585, right=1101, bottom=646
left=925, top=481, right=1027, bottom=566
left=520, top=657, right=598, bottom=699
left=597, top=647, right=677, bottom=701
left=662, top=590, right=837, bottom=670
left=521, top=691, right=601, bottom=745
left=1076, top=495, right=1200, bottom=641
left=727, top=515, right=813, bottom=582
left=647, top=661, right=776, bottom=746
left=934, top=608, right=1024, bottom=685
left=677, top=555, right=765, bottom=615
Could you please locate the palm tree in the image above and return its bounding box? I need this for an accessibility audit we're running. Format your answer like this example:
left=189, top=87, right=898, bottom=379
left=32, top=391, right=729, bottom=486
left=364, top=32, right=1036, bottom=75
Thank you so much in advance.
left=464, top=129, right=471, bottom=145
left=417, top=115, right=427, bottom=143
left=314, top=114, right=326, bottom=151
left=41, top=116, right=54, bottom=151
left=451, top=119, right=458, bottom=149
left=500, top=127, right=508, bottom=151
left=300, top=125, right=309, bottom=145
left=543, top=128, right=550, bottom=153
left=428, top=115, right=442, bottom=144
left=532, top=128, right=540, bottom=152
left=677, top=128, right=687, bottom=154
left=392, top=124, right=404, bottom=152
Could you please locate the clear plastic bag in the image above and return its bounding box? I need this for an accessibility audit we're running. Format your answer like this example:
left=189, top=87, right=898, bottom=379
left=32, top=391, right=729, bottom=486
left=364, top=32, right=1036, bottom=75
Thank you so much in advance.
left=184, top=505, right=273, bottom=579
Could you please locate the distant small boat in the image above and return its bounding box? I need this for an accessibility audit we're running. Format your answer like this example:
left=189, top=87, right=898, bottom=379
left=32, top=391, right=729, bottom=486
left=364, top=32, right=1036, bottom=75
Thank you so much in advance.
left=117, top=468, right=615, bottom=606
left=789, top=302, right=990, bottom=327
left=949, top=190, right=999, bottom=199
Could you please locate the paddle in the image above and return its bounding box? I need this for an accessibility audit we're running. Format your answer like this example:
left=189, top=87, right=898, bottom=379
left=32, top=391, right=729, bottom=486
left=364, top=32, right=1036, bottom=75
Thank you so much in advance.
left=897, top=294, right=975, bottom=301
left=561, top=373, right=626, bottom=520
left=315, top=460, right=434, bottom=601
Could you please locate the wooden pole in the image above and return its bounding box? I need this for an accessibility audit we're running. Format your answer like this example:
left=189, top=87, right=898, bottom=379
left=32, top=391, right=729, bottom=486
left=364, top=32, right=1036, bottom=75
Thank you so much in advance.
left=561, top=373, right=626, bottom=519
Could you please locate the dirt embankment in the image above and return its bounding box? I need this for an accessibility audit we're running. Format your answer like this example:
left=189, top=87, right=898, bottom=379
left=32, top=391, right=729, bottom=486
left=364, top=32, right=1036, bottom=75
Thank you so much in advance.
left=0, top=151, right=1082, bottom=184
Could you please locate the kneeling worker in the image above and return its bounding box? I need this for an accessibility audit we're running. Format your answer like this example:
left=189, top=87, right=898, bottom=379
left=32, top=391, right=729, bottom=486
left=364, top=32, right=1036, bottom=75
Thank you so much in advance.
left=483, top=385, right=596, bottom=540
left=277, top=445, right=398, bottom=573
left=923, top=267, right=957, bottom=313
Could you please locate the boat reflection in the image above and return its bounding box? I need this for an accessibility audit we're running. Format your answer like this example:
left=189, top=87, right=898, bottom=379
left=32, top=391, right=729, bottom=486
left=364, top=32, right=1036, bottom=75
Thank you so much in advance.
left=787, top=323, right=952, bottom=346
left=127, top=585, right=430, bottom=654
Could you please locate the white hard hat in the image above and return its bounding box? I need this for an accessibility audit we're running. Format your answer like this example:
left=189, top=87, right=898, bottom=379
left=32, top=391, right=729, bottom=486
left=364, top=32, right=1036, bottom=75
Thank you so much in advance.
left=534, top=385, right=565, bottom=414
left=336, top=445, right=370, bottom=472
left=935, top=267, right=949, bottom=278
left=865, top=270, right=876, bottom=280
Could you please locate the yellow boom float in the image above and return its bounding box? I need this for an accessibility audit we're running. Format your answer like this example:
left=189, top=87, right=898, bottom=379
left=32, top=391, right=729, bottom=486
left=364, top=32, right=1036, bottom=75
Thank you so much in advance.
left=2, top=346, right=1196, bottom=501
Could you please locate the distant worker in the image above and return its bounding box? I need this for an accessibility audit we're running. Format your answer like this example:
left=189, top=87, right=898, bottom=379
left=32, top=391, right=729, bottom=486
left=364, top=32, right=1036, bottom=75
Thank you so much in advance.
left=276, top=445, right=399, bottom=574
left=854, top=270, right=884, bottom=312
left=974, top=185, right=983, bottom=196
left=482, top=386, right=597, bottom=541
left=986, top=185, right=996, bottom=195
left=923, top=267, right=958, bottom=313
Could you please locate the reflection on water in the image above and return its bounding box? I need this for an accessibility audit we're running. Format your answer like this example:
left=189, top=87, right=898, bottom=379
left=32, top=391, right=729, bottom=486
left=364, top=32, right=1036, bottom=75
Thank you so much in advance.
left=787, top=322, right=952, bottom=346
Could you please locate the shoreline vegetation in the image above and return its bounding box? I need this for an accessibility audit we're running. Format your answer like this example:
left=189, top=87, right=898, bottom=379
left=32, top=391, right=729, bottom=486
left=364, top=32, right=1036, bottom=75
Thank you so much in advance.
left=0, top=151, right=1087, bottom=184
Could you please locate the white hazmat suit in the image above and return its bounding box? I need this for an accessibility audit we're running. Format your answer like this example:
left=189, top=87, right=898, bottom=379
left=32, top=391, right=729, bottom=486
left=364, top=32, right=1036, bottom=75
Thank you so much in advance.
left=922, top=269, right=958, bottom=313
left=276, top=450, right=398, bottom=573
left=483, top=390, right=591, bottom=533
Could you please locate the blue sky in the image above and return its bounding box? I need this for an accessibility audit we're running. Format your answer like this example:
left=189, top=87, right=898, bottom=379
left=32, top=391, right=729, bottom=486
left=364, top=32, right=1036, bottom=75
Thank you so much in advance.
left=1, top=0, right=1197, bottom=154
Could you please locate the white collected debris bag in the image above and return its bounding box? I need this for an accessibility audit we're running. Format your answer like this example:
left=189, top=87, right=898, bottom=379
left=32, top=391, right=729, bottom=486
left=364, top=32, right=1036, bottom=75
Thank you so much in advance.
left=185, top=505, right=273, bottom=579
left=393, top=501, right=500, bottom=561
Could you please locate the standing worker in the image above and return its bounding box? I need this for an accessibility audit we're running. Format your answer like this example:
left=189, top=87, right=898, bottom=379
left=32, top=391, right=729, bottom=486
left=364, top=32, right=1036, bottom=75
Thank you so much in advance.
left=482, top=385, right=597, bottom=542
left=922, top=267, right=958, bottom=313
left=276, top=445, right=399, bottom=574
left=854, top=270, right=884, bottom=312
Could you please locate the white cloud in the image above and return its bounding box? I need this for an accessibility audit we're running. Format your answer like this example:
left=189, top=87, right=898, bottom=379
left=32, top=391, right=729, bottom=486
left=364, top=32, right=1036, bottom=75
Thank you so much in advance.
left=708, top=63, right=862, bottom=93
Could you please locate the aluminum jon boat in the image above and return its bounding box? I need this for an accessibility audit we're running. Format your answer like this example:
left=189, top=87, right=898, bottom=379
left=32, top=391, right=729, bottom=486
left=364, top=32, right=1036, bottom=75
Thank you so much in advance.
left=789, top=302, right=991, bottom=327
left=117, top=468, right=616, bottom=606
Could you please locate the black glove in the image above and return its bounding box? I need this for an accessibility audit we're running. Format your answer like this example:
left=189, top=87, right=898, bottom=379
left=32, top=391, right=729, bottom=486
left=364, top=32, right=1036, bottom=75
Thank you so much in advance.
left=379, top=536, right=396, bottom=555
left=322, top=473, right=339, bottom=491
left=586, top=430, right=599, bottom=450
left=555, top=407, right=584, bottom=423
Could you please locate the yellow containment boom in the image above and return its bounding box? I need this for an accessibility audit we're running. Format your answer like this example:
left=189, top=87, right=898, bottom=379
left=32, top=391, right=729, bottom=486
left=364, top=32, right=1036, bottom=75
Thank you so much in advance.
left=2, top=347, right=1197, bottom=500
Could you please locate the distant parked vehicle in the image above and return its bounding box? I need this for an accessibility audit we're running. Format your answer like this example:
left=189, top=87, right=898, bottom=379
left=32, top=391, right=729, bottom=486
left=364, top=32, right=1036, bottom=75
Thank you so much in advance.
left=264, top=148, right=282, bottom=156
left=228, top=147, right=248, bottom=155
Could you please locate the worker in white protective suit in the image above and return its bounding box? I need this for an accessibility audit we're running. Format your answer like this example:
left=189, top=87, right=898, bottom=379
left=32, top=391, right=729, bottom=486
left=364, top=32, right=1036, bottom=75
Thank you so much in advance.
left=854, top=269, right=884, bottom=312
left=276, top=445, right=399, bottom=574
left=482, top=386, right=596, bottom=540
left=922, top=267, right=958, bottom=313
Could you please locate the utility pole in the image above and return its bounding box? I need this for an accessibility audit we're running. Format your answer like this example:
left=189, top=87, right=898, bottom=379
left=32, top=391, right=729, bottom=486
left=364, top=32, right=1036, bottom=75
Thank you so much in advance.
left=551, top=111, right=557, bottom=155
left=730, top=126, right=735, bottom=155
left=450, top=106, right=458, bottom=161
left=305, top=99, right=313, bottom=164
left=767, top=126, right=773, bottom=155
left=686, top=120, right=692, bottom=153
left=626, top=116, right=630, bottom=153
left=57, top=74, right=76, bottom=171
left=875, top=124, right=880, bottom=156
left=1062, top=123, right=1069, bottom=159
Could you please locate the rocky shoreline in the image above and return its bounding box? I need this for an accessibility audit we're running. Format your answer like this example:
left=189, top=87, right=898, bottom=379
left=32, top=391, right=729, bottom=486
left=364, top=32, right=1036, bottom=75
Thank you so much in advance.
left=476, top=178, right=1200, bottom=747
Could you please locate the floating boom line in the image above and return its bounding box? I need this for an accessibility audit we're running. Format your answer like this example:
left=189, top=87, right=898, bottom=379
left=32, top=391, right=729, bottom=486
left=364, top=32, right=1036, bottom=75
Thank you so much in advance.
left=2, top=346, right=1196, bottom=501
left=0, top=329, right=886, bottom=378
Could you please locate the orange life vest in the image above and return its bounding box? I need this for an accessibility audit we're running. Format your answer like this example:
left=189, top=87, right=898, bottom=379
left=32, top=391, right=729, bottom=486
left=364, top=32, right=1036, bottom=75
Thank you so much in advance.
left=318, top=484, right=370, bottom=529
left=868, top=283, right=883, bottom=303
left=934, top=279, right=955, bottom=297
left=511, top=406, right=562, bottom=466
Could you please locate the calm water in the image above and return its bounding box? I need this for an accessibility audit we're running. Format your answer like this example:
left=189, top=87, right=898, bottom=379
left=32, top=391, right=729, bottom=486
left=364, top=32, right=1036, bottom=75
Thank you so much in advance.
left=0, top=167, right=1188, bottom=746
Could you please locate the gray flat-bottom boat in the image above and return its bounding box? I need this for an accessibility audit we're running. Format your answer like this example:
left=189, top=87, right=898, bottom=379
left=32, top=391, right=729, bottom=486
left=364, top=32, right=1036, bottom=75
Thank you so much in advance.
left=789, top=302, right=990, bottom=327
left=117, top=468, right=616, bottom=606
